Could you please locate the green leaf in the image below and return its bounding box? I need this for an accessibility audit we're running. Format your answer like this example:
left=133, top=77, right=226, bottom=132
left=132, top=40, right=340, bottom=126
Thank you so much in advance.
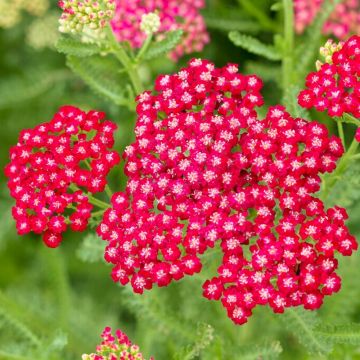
left=228, top=32, right=281, bottom=61
left=236, top=341, right=283, bottom=360
left=144, top=30, right=183, bottom=60
left=204, top=14, right=260, bottom=33
left=67, top=54, right=130, bottom=106
left=314, top=324, right=360, bottom=345
left=342, top=113, right=360, bottom=127
left=174, top=323, right=214, bottom=360
left=76, top=233, right=105, bottom=263
left=56, top=36, right=101, bottom=57
left=283, top=84, right=311, bottom=119
left=282, top=308, right=330, bottom=354
left=325, top=160, right=360, bottom=209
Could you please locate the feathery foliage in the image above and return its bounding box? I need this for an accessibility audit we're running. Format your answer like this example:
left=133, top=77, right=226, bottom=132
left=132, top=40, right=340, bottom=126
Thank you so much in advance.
left=229, top=32, right=281, bottom=61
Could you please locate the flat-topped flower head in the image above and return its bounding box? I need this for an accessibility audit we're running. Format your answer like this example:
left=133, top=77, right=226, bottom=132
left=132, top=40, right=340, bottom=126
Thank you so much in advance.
left=98, top=59, right=356, bottom=324
left=82, top=327, right=152, bottom=360
left=5, top=106, right=120, bottom=247
left=140, top=12, right=160, bottom=36
left=58, top=0, right=116, bottom=33
left=111, top=0, right=209, bottom=60
left=298, top=35, right=360, bottom=119
left=294, top=0, right=360, bottom=39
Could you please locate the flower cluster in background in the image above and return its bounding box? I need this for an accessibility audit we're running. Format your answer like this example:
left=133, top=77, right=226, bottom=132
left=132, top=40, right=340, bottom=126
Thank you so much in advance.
left=0, top=0, right=49, bottom=28
left=294, top=0, right=360, bottom=39
left=82, top=327, right=151, bottom=360
left=111, top=0, right=209, bottom=60
left=58, top=0, right=116, bottom=34
left=298, top=35, right=360, bottom=118
left=5, top=106, right=119, bottom=247
left=97, top=59, right=357, bottom=324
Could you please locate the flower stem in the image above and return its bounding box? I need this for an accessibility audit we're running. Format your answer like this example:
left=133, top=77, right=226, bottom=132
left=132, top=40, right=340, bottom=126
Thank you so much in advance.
left=282, top=0, right=294, bottom=91
left=105, top=24, right=143, bottom=94
left=105, top=184, right=113, bottom=199
left=337, top=120, right=345, bottom=147
left=70, top=184, right=111, bottom=210
left=136, top=34, right=153, bottom=63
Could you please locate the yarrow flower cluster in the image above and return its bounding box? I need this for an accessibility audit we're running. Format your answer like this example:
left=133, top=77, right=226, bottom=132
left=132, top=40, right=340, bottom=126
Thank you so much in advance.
left=0, top=0, right=49, bottom=29
left=82, top=327, right=151, bottom=360
left=111, top=0, right=209, bottom=60
left=298, top=35, right=360, bottom=119
left=294, top=0, right=360, bottom=39
left=58, top=0, right=116, bottom=33
left=5, top=106, right=120, bottom=248
left=98, top=59, right=357, bottom=324
left=139, top=12, right=160, bottom=36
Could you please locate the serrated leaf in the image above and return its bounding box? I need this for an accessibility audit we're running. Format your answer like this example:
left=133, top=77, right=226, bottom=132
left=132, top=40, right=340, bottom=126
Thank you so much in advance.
left=205, top=15, right=260, bottom=33
left=76, top=233, right=105, bottom=263
left=228, top=32, right=281, bottom=61
left=56, top=37, right=101, bottom=57
left=236, top=341, right=283, bottom=360
left=325, top=161, right=360, bottom=209
left=282, top=308, right=330, bottom=354
left=283, top=84, right=311, bottom=119
left=67, top=55, right=129, bottom=106
left=143, top=30, right=183, bottom=60
left=174, top=323, right=214, bottom=360
left=314, top=324, right=360, bottom=345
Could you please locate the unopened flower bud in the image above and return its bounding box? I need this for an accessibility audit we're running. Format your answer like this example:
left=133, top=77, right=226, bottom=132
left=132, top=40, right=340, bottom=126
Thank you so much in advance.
left=140, top=12, right=161, bottom=36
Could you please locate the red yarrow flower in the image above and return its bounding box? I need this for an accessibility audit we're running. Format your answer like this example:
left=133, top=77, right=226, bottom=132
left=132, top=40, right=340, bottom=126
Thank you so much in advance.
left=298, top=35, right=360, bottom=119
left=5, top=106, right=120, bottom=247
left=82, top=326, right=153, bottom=360
left=98, top=59, right=357, bottom=325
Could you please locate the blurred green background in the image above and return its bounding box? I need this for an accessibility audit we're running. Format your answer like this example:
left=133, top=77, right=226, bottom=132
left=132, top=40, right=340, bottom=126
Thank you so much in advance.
left=1, top=0, right=360, bottom=359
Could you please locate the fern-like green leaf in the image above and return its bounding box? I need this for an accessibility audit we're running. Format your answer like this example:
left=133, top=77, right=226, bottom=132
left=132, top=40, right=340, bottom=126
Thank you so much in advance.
left=76, top=233, right=106, bottom=263
left=314, top=324, right=360, bottom=345
left=283, top=84, right=311, bottom=119
left=56, top=37, right=101, bottom=57
left=174, top=323, right=214, bottom=360
left=205, top=15, right=260, bottom=33
left=325, top=161, right=360, bottom=209
left=228, top=32, right=281, bottom=61
left=236, top=341, right=283, bottom=360
left=282, top=308, right=330, bottom=354
left=66, top=55, right=130, bottom=106
left=144, top=30, right=183, bottom=60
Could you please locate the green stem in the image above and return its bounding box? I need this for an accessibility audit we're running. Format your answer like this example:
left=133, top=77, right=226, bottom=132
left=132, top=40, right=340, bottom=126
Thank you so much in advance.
left=105, top=184, right=113, bottom=199
left=282, top=0, right=294, bottom=91
left=237, top=0, right=279, bottom=32
left=136, top=34, right=153, bottom=62
left=337, top=120, right=345, bottom=147
left=321, top=137, right=359, bottom=201
left=69, top=184, right=111, bottom=210
left=351, top=154, right=360, bottom=161
left=105, top=24, right=143, bottom=94
left=91, top=209, right=107, bottom=217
